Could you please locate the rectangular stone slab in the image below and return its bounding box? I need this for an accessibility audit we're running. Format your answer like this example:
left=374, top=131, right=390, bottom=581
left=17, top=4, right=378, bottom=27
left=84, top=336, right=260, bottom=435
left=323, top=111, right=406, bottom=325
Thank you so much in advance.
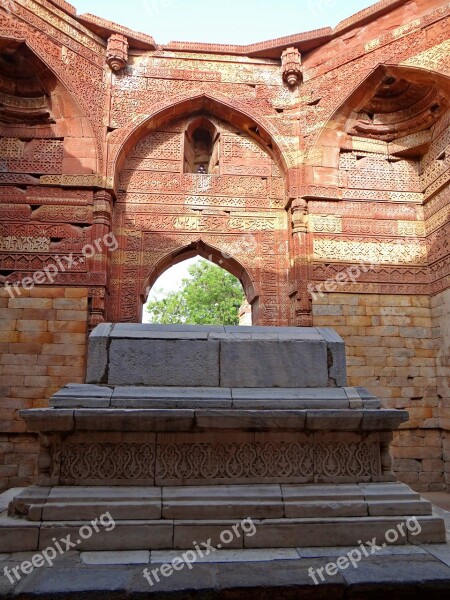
left=50, top=384, right=113, bottom=408
left=111, top=387, right=232, bottom=408
left=20, top=409, right=74, bottom=431
left=242, top=517, right=446, bottom=547
left=73, top=409, right=195, bottom=431
left=316, top=328, right=347, bottom=387
left=220, top=339, right=328, bottom=388
left=282, top=484, right=367, bottom=518
left=42, top=487, right=162, bottom=520
left=85, top=323, right=113, bottom=385
left=108, top=338, right=220, bottom=386
left=194, top=410, right=307, bottom=429
left=38, top=521, right=174, bottom=551
left=0, top=517, right=39, bottom=552
left=85, top=324, right=347, bottom=388
left=231, top=388, right=350, bottom=409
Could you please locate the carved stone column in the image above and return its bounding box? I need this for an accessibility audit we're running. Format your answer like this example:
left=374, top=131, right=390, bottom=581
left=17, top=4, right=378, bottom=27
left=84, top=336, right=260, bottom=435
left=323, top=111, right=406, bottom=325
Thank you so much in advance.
left=88, top=287, right=107, bottom=329
left=290, top=198, right=313, bottom=326
left=88, top=190, right=114, bottom=328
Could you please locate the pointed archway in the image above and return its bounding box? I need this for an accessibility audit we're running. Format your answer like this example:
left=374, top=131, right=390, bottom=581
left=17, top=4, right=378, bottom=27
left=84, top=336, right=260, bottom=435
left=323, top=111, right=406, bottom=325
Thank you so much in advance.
left=142, top=251, right=252, bottom=326
left=107, top=109, right=289, bottom=326
left=107, top=89, right=294, bottom=186
left=140, top=239, right=258, bottom=323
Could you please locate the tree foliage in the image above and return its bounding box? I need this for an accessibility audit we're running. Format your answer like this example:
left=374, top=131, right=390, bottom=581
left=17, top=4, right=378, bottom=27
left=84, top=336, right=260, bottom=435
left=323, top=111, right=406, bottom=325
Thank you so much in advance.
left=146, top=259, right=245, bottom=325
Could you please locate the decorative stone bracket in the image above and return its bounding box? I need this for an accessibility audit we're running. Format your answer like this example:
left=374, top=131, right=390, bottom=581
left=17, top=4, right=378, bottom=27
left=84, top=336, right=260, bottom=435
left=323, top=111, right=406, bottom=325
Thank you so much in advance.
left=106, top=34, right=129, bottom=72
left=281, top=47, right=302, bottom=87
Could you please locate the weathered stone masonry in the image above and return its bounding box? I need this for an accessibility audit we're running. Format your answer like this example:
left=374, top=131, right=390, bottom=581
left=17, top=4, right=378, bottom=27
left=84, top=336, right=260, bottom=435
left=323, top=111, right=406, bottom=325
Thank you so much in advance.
left=0, top=0, right=450, bottom=491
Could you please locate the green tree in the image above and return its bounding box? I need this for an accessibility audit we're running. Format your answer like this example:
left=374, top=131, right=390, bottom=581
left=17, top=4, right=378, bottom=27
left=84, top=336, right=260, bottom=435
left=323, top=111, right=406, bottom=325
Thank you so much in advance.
left=146, top=259, right=245, bottom=325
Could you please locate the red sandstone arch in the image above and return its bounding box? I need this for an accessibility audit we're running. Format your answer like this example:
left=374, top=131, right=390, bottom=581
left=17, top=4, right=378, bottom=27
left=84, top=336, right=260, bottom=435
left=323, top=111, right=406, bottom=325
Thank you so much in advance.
left=109, top=93, right=291, bottom=326
left=185, top=116, right=218, bottom=141
left=309, top=64, right=450, bottom=167
left=0, top=23, right=100, bottom=172
left=140, top=240, right=258, bottom=323
left=107, top=90, right=293, bottom=186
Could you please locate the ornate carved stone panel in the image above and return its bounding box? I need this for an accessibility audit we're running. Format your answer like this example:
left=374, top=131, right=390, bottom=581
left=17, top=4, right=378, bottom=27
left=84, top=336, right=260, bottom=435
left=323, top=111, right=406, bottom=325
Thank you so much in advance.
left=59, top=439, right=381, bottom=485
left=109, top=115, right=290, bottom=326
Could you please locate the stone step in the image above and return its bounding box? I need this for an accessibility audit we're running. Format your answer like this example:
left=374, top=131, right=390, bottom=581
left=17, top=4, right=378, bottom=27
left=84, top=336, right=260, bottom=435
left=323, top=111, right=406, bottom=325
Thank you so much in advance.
left=50, top=384, right=381, bottom=409
left=0, top=513, right=445, bottom=553
left=8, top=483, right=433, bottom=523
left=4, top=547, right=450, bottom=598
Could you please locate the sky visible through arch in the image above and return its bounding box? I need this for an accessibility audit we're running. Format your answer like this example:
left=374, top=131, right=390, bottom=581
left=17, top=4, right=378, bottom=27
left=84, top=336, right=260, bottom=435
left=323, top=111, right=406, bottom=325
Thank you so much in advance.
left=74, top=0, right=377, bottom=320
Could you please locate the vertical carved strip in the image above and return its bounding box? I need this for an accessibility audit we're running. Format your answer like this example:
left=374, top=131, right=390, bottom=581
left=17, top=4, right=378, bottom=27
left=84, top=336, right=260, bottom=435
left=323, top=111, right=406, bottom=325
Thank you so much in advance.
left=290, top=198, right=313, bottom=326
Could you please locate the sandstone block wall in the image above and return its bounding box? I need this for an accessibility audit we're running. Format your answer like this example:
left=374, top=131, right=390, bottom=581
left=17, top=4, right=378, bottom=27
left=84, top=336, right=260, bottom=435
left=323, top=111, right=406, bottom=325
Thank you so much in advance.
left=444, top=433, right=450, bottom=490
left=431, top=289, right=450, bottom=490
left=312, top=292, right=444, bottom=492
left=0, top=287, right=88, bottom=490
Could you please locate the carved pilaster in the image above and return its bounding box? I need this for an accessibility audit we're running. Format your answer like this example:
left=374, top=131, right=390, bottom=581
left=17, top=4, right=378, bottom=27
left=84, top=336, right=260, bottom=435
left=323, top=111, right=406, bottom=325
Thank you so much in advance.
left=89, top=190, right=113, bottom=275
left=87, top=190, right=113, bottom=328
left=93, top=189, right=113, bottom=227
left=88, top=287, right=107, bottom=330
left=290, top=198, right=312, bottom=326
left=291, top=198, right=308, bottom=233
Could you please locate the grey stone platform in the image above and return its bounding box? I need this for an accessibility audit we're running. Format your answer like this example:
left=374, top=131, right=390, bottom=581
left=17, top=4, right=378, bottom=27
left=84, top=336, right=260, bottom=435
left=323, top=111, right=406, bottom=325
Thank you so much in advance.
left=2, top=548, right=450, bottom=599
left=2, top=551, right=450, bottom=599
left=0, top=325, right=446, bottom=553
left=1, top=489, right=450, bottom=600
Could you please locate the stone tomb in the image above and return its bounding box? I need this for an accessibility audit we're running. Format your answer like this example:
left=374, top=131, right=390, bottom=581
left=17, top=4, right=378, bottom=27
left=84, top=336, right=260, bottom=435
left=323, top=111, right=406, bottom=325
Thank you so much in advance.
left=0, top=325, right=445, bottom=551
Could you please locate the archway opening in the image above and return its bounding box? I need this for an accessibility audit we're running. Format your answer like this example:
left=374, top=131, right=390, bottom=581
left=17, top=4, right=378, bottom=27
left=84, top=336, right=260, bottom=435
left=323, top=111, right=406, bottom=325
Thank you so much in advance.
left=192, top=128, right=212, bottom=174
left=110, top=102, right=287, bottom=326
left=183, top=117, right=220, bottom=174
left=142, top=256, right=252, bottom=326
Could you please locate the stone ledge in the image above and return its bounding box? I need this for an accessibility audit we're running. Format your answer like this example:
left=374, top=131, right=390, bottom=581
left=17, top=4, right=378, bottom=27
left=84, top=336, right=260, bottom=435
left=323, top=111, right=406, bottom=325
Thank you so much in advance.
left=0, top=514, right=445, bottom=553
left=52, top=386, right=375, bottom=409
left=20, top=408, right=409, bottom=432
left=4, top=482, right=436, bottom=528
left=50, top=384, right=113, bottom=408
left=111, top=387, right=233, bottom=409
